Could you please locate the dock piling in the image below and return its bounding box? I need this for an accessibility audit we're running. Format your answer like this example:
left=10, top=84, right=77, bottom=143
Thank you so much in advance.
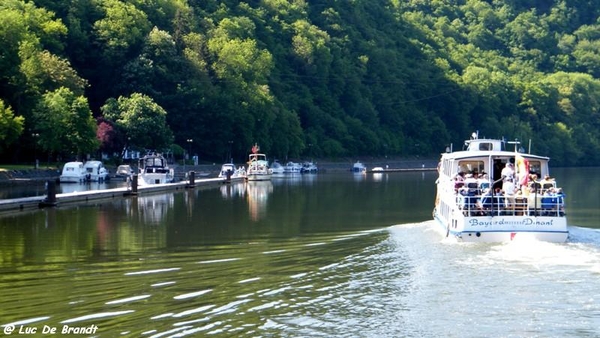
left=39, top=180, right=58, bottom=208
left=186, top=171, right=195, bottom=188
left=124, top=174, right=138, bottom=196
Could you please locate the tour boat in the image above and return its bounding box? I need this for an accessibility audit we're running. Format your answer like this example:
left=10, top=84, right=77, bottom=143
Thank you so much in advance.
left=137, top=152, right=174, bottom=185
left=433, top=132, right=568, bottom=242
left=246, top=144, right=272, bottom=181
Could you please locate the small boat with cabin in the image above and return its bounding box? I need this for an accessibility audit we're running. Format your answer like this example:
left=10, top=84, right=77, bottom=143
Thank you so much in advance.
left=270, top=160, right=285, bottom=175
left=284, top=161, right=302, bottom=174
left=433, top=132, right=568, bottom=242
left=352, top=161, right=366, bottom=173
left=137, top=152, right=175, bottom=185
left=83, top=160, right=110, bottom=182
left=246, top=144, right=272, bottom=181
left=301, top=161, right=318, bottom=173
left=59, top=161, right=87, bottom=183
left=218, top=162, right=246, bottom=180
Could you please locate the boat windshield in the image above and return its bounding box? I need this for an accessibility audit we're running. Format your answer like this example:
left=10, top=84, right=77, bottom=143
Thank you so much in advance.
left=144, top=157, right=165, bottom=167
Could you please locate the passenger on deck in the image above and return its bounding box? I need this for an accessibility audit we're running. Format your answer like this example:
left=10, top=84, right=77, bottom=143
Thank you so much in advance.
left=503, top=178, right=517, bottom=210
left=478, top=171, right=490, bottom=190
left=528, top=174, right=541, bottom=193
left=464, top=173, right=478, bottom=191
left=454, top=171, right=466, bottom=192
left=501, top=162, right=515, bottom=181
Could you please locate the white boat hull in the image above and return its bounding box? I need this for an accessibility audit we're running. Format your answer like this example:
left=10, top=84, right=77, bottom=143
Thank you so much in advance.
left=246, top=173, right=272, bottom=181
left=433, top=211, right=568, bottom=242
left=59, top=175, right=85, bottom=183
left=139, top=173, right=173, bottom=185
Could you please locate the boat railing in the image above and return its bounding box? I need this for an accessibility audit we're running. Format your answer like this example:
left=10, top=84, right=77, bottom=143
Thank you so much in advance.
left=455, top=182, right=565, bottom=217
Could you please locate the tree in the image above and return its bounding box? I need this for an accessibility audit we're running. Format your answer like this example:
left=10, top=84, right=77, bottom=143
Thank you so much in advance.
left=0, top=100, right=24, bottom=152
left=101, top=93, right=174, bottom=151
left=33, top=87, right=98, bottom=159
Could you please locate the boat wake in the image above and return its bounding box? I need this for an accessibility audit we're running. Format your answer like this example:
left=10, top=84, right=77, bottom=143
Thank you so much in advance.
left=384, top=220, right=600, bottom=338
left=390, top=220, right=600, bottom=273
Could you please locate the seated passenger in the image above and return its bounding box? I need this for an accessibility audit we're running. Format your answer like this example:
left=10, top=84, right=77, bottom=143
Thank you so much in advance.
left=478, top=172, right=490, bottom=190
left=454, top=171, right=466, bottom=191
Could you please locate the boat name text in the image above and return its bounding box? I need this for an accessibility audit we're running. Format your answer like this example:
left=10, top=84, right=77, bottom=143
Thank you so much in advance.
left=468, top=218, right=554, bottom=227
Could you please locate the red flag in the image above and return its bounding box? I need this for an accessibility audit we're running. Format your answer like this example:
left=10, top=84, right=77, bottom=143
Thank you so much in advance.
left=516, top=154, right=529, bottom=186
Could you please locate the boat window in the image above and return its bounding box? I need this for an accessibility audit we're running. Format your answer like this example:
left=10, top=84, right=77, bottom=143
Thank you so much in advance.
left=528, top=161, right=541, bottom=176
left=457, top=160, right=484, bottom=174
left=478, top=142, right=493, bottom=151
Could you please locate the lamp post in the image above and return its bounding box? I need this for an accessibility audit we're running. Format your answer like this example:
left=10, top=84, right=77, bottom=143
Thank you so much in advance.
left=32, top=133, right=39, bottom=169
left=185, top=138, right=193, bottom=174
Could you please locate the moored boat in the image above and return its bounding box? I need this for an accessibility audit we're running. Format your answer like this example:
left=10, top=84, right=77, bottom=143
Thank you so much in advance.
left=270, top=160, right=285, bottom=175
left=352, top=161, right=366, bottom=173
left=284, top=161, right=302, bottom=174
left=59, top=161, right=86, bottom=183
left=301, top=161, right=318, bottom=173
left=83, top=160, right=110, bottom=182
left=218, top=162, right=246, bottom=180
left=433, top=132, right=568, bottom=242
left=246, top=144, right=272, bottom=181
left=137, top=152, right=175, bottom=185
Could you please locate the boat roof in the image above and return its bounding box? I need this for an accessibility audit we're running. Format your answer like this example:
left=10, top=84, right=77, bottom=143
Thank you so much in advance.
left=441, top=150, right=549, bottom=161
left=442, top=137, right=550, bottom=161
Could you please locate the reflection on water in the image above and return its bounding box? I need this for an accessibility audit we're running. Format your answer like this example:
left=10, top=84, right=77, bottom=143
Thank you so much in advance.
left=353, top=173, right=365, bottom=181
left=219, top=182, right=246, bottom=199
left=0, top=169, right=598, bottom=337
left=372, top=172, right=384, bottom=182
left=247, top=181, right=273, bottom=221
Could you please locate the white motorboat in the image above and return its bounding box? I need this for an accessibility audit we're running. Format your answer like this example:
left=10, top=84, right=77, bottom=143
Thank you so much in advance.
left=433, top=132, right=568, bottom=242
left=246, top=144, right=272, bottom=181
left=284, top=161, right=302, bottom=174
left=115, top=164, right=133, bottom=180
left=83, top=160, right=110, bottom=182
left=352, top=161, right=366, bottom=173
left=59, top=161, right=87, bottom=183
left=270, top=160, right=285, bottom=174
left=137, top=152, right=174, bottom=185
left=301, top=161, right=318, bottom=173
left=218, top=162, right=246, bottom=180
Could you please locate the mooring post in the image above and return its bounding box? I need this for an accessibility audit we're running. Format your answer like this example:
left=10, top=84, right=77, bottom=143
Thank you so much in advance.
left=39, top=180, right=57, bottom=208
left=226, top=170, right=232, bottom=183
left=129, top=174, right=138, bottom=195
left=187, top=171, right=195, bottom=188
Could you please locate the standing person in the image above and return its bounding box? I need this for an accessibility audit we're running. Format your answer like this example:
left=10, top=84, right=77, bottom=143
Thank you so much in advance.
left=503, top=178, right=516, bottom=211
left=501, top=162, right=515, bottom=181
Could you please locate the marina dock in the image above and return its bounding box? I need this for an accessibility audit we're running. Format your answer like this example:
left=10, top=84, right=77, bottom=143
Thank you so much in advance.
left=0, top=175, right=242, bottom=213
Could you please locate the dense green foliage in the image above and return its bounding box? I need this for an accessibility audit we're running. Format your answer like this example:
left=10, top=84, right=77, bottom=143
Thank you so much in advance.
left=1, top=0, right=599, bottom=165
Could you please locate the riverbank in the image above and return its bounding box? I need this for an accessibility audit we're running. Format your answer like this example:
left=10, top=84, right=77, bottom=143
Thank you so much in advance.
left=0, top=168, right=60, bottom=186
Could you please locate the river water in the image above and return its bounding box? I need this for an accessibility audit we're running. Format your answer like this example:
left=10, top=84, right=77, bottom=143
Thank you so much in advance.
left=0, top=168, right=598, bottom=337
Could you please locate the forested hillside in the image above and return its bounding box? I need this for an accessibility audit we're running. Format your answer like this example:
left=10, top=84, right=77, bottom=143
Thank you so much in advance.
left=1, top=0, right=599, bottom=166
